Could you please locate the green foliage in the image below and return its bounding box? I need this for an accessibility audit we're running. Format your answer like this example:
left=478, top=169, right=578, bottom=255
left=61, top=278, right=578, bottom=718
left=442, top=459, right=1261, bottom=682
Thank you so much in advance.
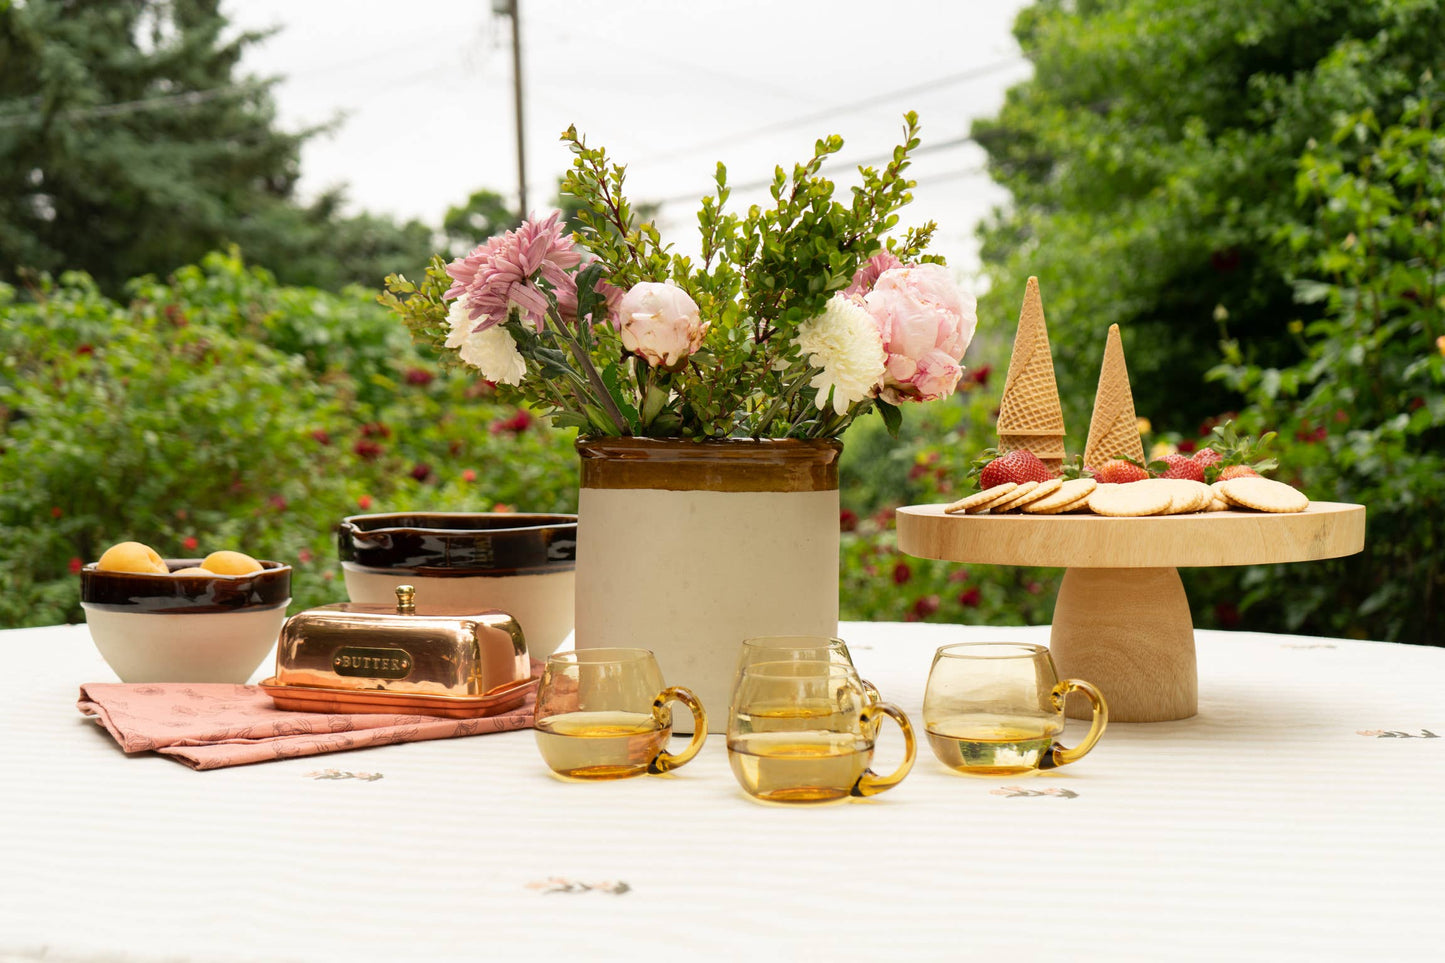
left=0, top=0, right=435, bottom=293
left=0, top=251, right=579, bottom=628
left=974, top=0, right=1445, bottom=435
left=1204, top=86, right=1445, bottom=642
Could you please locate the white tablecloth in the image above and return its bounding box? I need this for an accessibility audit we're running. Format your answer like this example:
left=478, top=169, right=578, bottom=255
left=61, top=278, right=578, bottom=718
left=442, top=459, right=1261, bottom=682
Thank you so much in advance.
left=1, top=622, right=1440, bottom=962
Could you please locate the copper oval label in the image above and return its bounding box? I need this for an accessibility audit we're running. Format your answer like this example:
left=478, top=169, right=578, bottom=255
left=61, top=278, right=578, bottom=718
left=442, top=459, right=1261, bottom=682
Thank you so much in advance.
left=332, top=646, right=414, bottom=679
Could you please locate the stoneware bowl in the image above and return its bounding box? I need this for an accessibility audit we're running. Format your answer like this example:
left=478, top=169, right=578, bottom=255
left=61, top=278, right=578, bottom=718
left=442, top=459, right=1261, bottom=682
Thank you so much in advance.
left=80, top=560, right=292, bottom=683
left=337, top=512, right=576, bottom=659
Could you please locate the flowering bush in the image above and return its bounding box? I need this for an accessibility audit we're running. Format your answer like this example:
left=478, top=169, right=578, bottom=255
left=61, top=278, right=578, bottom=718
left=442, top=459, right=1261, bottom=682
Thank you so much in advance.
left=382, top=113, right=977, bottom=439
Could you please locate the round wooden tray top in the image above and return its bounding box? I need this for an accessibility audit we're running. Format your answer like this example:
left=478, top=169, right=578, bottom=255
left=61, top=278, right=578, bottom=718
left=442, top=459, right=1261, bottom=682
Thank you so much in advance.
left=896, top=501, right=1365, bottom=569
left=896, top=501, right=1366, bottom=723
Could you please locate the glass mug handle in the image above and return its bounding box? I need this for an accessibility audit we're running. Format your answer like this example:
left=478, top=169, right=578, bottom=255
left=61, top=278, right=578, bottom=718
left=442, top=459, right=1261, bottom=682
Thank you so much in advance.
left=851, top=701, right=917, bottom=797
left=647, top=686, right=708, bottom=774
left=1045, top=679, right=1109, bottom=768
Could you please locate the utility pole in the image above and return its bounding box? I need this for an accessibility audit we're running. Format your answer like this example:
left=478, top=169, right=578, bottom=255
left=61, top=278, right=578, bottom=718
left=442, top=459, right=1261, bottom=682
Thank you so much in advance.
left=494, top=0, right=527, bottom=219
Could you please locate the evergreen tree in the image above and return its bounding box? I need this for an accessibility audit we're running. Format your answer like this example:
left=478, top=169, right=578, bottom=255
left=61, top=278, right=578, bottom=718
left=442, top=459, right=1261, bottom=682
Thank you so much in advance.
left=0, top=0, right=432, bottom=292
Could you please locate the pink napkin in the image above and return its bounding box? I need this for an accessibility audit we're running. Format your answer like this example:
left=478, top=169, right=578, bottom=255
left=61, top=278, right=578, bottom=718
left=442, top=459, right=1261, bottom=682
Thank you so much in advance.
left=77, top=665, right=540, bottom=771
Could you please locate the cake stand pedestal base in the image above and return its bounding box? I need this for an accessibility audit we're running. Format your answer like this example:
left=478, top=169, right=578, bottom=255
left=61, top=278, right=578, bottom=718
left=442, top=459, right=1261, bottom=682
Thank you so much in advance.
left=1050, top=566, right=1197, bottom=723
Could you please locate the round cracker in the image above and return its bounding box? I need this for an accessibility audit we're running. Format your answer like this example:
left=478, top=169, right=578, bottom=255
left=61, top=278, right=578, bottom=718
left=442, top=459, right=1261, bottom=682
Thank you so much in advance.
left=1205, top=495, right=1230, bottom=512
left=1023, top=477, right=1097, bottom=514
left=999, top=477, right=1062, bottom=512
left=944, top=483, right=1018, bottom=515
left=1150, top=478, right=1212, bottom=514
left=1087, top=482, right=1173, bottom=517
left=1218, top=476, right=1309, bottom=513
left=987, top=481, right=1041, bottom=513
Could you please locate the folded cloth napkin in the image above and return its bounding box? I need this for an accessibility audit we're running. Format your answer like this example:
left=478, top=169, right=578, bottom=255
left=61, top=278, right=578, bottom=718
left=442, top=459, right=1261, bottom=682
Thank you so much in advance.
left=77, top=664, right=540, bottom=771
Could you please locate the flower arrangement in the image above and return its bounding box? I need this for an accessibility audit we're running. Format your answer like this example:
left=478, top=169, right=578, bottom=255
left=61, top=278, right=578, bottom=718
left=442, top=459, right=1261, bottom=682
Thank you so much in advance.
left=381, top=112, right=977, bottom=440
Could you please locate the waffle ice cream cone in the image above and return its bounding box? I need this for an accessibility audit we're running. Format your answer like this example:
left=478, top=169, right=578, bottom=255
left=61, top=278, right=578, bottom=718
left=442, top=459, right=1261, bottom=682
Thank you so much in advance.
left=995, top=276, right=1067, bottom=469
left=1083, top=323, right=1146, bottom=468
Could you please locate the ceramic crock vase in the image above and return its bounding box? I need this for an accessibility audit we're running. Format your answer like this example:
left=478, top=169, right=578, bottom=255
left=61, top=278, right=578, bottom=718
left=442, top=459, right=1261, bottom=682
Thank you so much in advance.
left=574, top=438, right=841, bottom=734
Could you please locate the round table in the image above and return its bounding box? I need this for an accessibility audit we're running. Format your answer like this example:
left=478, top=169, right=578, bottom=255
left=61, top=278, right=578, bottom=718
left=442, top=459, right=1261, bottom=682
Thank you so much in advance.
left=896, top=502, right=1366, bottom=722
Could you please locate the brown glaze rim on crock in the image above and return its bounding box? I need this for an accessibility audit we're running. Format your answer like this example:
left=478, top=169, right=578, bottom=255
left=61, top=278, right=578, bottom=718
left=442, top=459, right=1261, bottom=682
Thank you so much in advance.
left=336, top=512, right=577, bottom=576
left=577, top=437, right=841, bottom=493
left=80, top=560, right=292, bottom=614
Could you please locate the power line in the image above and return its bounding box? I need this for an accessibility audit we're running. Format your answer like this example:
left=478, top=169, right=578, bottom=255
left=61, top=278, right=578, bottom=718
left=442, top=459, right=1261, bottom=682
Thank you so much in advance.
left=647, top=134, right=979, bottom=207
left=0, top=80, right=270, bottom=129
left=640, top=57, right=1026, bottom=166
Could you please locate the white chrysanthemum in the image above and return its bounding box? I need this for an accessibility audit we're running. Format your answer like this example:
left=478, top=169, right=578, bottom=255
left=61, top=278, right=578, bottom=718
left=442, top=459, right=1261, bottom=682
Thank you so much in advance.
left=794, top=294, right=887, bottom=414
left=445, top=299, right=527, bottom=385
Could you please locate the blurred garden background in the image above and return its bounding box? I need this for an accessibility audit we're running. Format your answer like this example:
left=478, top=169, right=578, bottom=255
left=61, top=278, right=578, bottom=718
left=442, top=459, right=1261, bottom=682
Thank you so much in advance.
left=2, top=0, right=1441, bottom=644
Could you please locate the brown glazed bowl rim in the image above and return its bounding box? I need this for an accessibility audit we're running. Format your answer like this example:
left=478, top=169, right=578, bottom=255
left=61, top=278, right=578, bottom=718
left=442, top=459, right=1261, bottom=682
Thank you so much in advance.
left=337, top=512, right=577, bottom=574
left=80, top=559, right=292, bottom=613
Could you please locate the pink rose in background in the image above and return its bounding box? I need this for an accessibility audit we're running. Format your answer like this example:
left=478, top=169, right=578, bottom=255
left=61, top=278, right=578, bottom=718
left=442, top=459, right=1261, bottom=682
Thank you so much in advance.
left=613, top=282, right=709, bottom=370
left=862, top=263, right=977, bottom=404
left=845, top=251, right=904, bottom=298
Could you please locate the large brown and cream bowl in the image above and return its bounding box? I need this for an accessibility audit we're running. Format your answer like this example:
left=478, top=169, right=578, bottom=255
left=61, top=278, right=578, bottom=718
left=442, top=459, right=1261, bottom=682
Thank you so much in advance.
left=80, top=560, right=291, bottom=683
left=337, top=512, right=576, bottom=659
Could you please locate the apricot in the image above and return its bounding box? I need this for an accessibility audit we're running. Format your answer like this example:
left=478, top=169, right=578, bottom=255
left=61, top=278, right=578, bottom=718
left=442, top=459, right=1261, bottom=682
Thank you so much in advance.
left=200, top=550, right=264, bottom=575
left=171, top=567, right=214, bottom=576
left=96, top=541, right=169, bottom=574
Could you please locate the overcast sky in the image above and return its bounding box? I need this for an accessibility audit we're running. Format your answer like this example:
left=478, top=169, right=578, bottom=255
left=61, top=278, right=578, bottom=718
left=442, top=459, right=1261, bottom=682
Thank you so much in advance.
left=230, top=0, right=1033, bottom=276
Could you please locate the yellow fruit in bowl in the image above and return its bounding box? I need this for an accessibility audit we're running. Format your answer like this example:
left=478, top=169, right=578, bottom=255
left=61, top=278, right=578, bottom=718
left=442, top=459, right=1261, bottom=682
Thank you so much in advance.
left=171, top=567, right=214, bottom=576
left=96, top=541, right=169, bottom=574
left=200, top=551, right=264, bottom=575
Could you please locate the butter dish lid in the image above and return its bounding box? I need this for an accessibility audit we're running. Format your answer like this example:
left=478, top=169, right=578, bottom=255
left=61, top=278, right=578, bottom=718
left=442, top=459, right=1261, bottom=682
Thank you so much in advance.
left=270, top=585, right=532, bottom=712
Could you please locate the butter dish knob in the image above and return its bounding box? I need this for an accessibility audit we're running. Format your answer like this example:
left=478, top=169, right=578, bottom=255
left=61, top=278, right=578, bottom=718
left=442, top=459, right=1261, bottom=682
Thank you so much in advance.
left=395, top=584, right=416, bottom=615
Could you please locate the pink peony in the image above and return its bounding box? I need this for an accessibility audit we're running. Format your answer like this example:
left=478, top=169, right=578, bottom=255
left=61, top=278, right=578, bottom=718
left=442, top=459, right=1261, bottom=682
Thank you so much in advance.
left=443, top=211, right=582, bottom=332
left=845, top=251, right=904, bottom=298
left=862, top=264, right=977, bottom=404
left=612, top=282, right=708, bottom=370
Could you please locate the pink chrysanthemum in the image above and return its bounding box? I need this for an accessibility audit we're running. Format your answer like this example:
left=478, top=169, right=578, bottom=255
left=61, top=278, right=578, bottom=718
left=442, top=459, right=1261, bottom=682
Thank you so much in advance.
left=443, top=211, right=582, bottom=332
left=844, top=251, right=905, bottom=299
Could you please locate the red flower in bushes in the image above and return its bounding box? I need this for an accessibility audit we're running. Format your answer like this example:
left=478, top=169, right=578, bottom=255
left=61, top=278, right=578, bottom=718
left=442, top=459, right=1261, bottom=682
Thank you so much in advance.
left=310, top=429, right=332, bottom=446
left=969, top=364, right=991, bottom=387
left=872, top=507, right=896, bottom=528
left=410, top=463, right=433, bottom=483
left=1177, top=439, right=1196, bottom=454
left=462, top=469, right=478, bottom=483
left=404, top=368, right=434, bottom=387
left=957, top=586, right=981, bottom=608
left=298, top=548, right=314, bottom=564
left=908, top=594, right=940, bottom=621
left=68, top=557, right=83, bottom=575
left=76, top=344, right=94, bottom=356
left=891, top=561, right=912, bottom=585
left=353, top=439, right=384, bottom=460
left=947, top=568, right=971, bottom=583
left=1214, top=601, right=1241, bottom=628
left=269, top=495, right=288, bottom=511
left=490, top=409, right=533, bottom=434
left=839, top=509, right=858, bottom=532
left=50, top=506, right=62, bottom=518
left=182, top=536, right=199, bottom=552
left=357, top=495, right=373, bottom=510
left=908, top=463, right=928, bottom=481
left=360, top=422, right=391, bottom=439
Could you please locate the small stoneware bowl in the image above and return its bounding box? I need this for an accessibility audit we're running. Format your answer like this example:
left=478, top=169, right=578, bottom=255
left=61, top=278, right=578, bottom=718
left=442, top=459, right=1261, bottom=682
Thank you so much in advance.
left=337, top=512, right=576, bottom=659
left=80, top=560, right=292, bottom=683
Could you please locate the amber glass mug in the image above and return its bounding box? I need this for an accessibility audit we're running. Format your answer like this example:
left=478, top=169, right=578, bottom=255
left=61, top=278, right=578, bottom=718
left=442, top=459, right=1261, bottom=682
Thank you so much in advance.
left=923, top=642, right=1108, bottom=776
left=727, top=661, right=915, bottom=804
left=736, top=635, right=882, bottom=704
left=534, top=648, right=707, bottom=780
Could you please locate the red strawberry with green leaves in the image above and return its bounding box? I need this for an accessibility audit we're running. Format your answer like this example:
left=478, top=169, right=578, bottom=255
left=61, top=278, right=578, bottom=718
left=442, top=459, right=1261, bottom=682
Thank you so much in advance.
left=1092, top=458, right=1151, bottom=484
left=1160, top=453, right=1205, bottom=482
left=1201, top=420, right=1278, bottom=483
left=1192, top=448, right=1222, bottom=471
left=973, top=449, right=1057, bottom=490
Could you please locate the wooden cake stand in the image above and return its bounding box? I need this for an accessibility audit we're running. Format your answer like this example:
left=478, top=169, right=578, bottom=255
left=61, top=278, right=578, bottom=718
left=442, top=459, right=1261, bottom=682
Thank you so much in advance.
left=896, top=502, right=1366, bottom=722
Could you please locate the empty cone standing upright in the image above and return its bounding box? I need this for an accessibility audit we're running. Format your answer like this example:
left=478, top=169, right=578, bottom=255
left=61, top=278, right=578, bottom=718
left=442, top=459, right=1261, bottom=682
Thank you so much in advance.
left=995, top=276, right=1067, bottom=470
left=1083, top=323, right=1146, bottom=467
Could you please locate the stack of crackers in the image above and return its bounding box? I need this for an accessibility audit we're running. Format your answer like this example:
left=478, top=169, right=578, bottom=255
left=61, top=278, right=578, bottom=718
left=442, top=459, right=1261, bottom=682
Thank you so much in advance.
left=945, top=278, right=1311, bottom=518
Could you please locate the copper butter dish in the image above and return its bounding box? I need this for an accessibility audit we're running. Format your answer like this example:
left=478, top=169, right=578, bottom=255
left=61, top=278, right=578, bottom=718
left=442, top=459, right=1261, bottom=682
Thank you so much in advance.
left=259, top=585, right=535, bottom=718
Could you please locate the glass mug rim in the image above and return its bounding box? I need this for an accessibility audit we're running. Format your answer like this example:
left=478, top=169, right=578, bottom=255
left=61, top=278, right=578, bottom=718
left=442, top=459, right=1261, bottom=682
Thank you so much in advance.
left=546, top=647, right=654, bottom=666
left=933, top=642, right=1049, bottom=661
left=734, top=660, right=861, bottom=682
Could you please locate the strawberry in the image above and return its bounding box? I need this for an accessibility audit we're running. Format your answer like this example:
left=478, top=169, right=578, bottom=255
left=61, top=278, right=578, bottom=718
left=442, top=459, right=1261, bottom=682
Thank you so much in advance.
left=976, top=449, right=1056, bottom=489
left=1202, top=420, right=1278, bottom=483
left=1192, top=448, right=1222, bottom=470
left=1093, top=458, right=1151, bottom=484
left=1160, top=453, right=1205, bottom=482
